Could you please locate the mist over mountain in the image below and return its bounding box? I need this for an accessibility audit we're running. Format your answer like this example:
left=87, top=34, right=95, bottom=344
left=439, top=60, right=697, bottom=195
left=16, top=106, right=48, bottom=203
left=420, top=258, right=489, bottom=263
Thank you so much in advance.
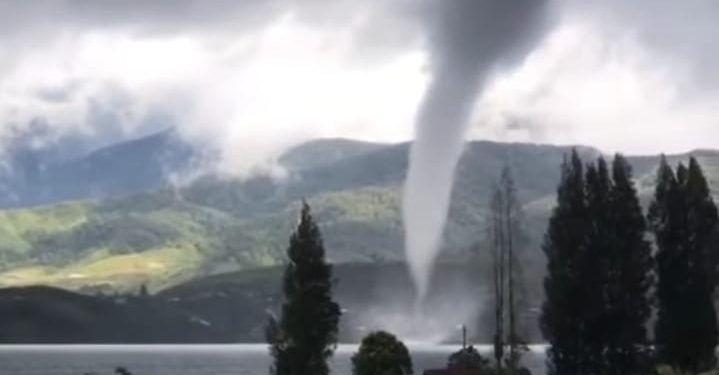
left=0, top=128, right=199, bottom=208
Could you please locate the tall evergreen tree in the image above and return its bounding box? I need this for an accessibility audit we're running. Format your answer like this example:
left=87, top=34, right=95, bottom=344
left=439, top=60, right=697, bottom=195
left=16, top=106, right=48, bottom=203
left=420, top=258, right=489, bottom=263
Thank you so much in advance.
left=650, top=156, right=686, bottom=370
left=650, top=156, right=719, bottom=372
left=543, top=153, right=654, bottom=375
left=541, top=150, right=588, bottom=375
left=582, top=158, right=613, bottom=374
left=682, top=158, right=718, bottom=371
left=267, top=202, right=341, bottom=375
left=604, top=155, right=652, bottom=375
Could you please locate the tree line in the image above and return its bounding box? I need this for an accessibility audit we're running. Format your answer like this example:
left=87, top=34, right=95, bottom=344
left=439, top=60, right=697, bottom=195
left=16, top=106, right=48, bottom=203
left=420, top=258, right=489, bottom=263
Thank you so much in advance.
left=542, top=151, right=719, bottom=375
left=265, top=202, right=503, bottom=375
left=266, top=202, right=414, bottom=375
left=265, top=152, right=719, bottom=375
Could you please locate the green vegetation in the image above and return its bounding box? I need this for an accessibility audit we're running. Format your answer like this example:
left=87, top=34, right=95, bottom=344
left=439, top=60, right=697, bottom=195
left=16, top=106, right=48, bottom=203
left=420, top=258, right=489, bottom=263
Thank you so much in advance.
left=352, top=331, right=413, bottom=375
left=542, top=152, right=719, bottom=375
left=447, top=346, right=491, bottom=372
left=651, top=157, right=719, bottom=373
left=0, top=285, right=218, bottom=343
left=542, top=153, right=655, bottom=375
left=267, top=203, right=341, bottom=375
left=0, top=202, right=91, bottom=262
left=0, top=139, right=714, bottom=296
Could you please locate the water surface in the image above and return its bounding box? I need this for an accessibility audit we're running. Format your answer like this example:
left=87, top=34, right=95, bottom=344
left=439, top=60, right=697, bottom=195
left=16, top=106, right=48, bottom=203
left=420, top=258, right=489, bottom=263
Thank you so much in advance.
left=0, top=344, right=547, bottom=375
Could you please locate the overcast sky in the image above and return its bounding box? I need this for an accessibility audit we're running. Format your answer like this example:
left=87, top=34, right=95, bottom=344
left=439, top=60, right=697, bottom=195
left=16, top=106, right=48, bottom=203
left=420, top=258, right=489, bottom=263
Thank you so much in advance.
left=0, top=0, right=717, bottom=173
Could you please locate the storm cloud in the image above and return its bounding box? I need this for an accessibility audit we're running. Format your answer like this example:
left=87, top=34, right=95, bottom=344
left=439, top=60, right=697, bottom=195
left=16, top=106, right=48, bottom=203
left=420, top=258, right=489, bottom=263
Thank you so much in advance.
left=0, top=0, right=716, bottom=175
left=477, top=0, right=719, bottom=154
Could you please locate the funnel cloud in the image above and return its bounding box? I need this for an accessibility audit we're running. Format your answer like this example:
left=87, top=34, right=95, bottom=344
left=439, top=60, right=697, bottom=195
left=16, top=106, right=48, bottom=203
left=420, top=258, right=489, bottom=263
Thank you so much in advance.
left=403, top=0, right=552, bottom=299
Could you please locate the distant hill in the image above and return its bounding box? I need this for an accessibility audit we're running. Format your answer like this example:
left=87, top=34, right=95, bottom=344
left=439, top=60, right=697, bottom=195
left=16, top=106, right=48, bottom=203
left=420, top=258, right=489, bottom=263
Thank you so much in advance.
left=0, top=128, right=197, bottom=208
left=0, top=133, right=716, bottom=298
left=0, top=262, right=496, bottom=344
left=278, top=138, right=385, bottom=170
left=0, top=285, right=217, bottom=343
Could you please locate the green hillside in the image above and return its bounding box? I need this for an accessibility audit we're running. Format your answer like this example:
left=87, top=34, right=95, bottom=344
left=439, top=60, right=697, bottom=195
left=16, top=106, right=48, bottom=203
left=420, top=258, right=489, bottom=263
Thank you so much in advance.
left=0, top=285, right=220, bottom=343
left=0, top=262, right=491, bottom=343
left=0, top=140, right=715, bottom=294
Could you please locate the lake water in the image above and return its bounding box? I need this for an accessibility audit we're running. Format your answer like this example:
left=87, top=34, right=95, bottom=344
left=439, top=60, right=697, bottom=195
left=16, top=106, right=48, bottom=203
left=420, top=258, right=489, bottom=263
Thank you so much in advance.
left=0, top=344, right=548, bottom=375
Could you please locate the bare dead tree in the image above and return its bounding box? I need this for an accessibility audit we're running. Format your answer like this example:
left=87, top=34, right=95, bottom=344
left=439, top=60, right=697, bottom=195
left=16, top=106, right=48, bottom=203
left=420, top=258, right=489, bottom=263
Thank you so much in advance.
left=491, top=184, right=506, bottom=369
left=490, top=166, right=528, bottom=374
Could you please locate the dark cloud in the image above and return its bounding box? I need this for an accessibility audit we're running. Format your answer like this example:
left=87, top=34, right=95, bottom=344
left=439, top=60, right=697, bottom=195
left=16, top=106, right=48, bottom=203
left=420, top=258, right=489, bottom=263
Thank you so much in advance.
left=0, top=0, right=718, bottom=171
left=0, top=1, right=277, bottom=37
left=0, top=0, right=423, bottom=57
left=427, top=0, right=553, bottom=76
left=0, top=0, right=715, bottom=87
left=565, top=0, right=719, bottom=89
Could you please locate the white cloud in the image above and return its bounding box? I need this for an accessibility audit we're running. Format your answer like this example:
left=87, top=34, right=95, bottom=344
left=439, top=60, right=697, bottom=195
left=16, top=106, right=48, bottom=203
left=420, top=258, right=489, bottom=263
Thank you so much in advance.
left=0, top=0, right=718, bottom=172
left=471, top=8, right=719, bottom=155
left=174, top=14, right=428, bottom=175
left=0, top=11, right=428, bottom=175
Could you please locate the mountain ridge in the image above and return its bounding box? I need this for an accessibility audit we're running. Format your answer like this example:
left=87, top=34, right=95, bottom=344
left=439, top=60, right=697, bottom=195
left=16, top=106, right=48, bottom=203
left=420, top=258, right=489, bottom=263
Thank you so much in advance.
left=0, top=132, right=715, bottom=295
left=0, top=128, right=198, bottom=208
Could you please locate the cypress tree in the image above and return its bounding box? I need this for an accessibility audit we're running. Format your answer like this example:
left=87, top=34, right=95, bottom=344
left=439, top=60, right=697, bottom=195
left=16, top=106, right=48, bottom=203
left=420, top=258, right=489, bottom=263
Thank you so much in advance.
left=683, top=158, right=719, bottom=371
left=267, top=202, right=341, bottom=375
left=541, top=150, right=588, bottom=375
left=650, top=156, right=686, bottom=370
left=582, top=158, right=613, bottom=374
left=604, top=154, right=652, bottom=375
left=650, top=156, right=719, bottom=372
left=544, top=153, right=655, bottom=375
